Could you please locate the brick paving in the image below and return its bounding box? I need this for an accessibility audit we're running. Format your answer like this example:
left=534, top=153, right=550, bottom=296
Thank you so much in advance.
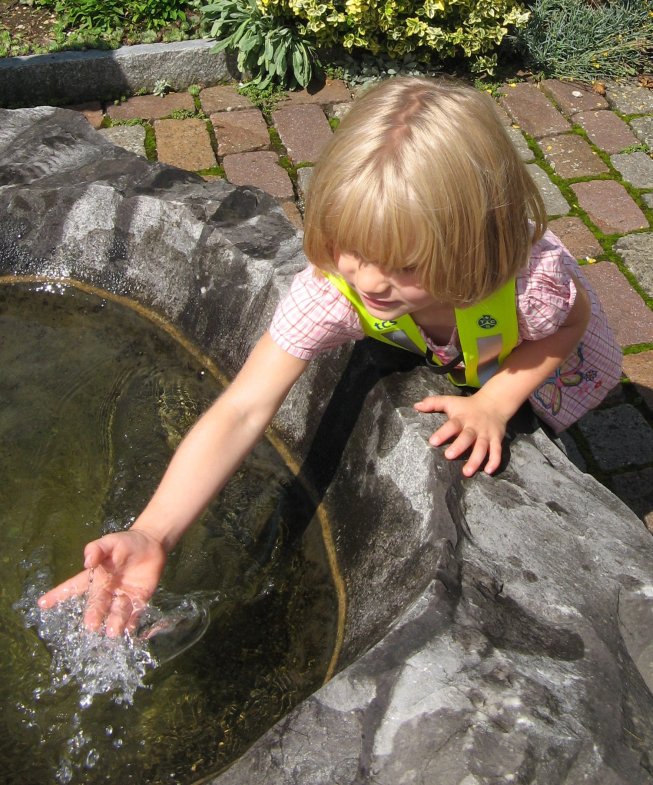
left=60, top=76, right=653, bottom=529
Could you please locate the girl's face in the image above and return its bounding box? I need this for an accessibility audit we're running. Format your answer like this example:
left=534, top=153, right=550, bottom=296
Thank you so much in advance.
left=335, top=251, right=439, bottom=321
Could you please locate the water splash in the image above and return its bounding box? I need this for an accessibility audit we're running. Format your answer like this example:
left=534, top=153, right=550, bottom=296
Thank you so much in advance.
left=16, top=572, right=157, bottom=708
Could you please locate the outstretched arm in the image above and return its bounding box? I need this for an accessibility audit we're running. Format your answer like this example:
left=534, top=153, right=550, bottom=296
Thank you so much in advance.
left=415, top=277, right=591, bottom=477
left=39, top=332, right=308, bottom=635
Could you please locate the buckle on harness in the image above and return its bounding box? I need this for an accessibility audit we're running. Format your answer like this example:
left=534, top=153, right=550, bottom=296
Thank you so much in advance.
left=425, top=350, right=464, bottom=374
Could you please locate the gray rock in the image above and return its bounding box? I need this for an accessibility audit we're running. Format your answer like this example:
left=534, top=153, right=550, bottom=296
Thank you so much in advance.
left=506, top=124, right=534, bottom=162
left=527, top=163, right=570, bottom=216
left=606, top=79, right=653, bottom=115
left=611, top=152, right=653, bottom=189
left=630, top=116, right=653, bottom=149
left=2, top=107, right=653, bottom=785
left=99, top=124, right=147, bottom=157
left=0, top=40, right=236, bottom=108
left=577, top=404, right=653, bottom=470
left=615, top=231, right=653, bottom=299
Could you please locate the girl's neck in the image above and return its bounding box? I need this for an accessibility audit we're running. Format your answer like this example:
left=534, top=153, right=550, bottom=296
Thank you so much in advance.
left=411, top=302, right=457, bottom=345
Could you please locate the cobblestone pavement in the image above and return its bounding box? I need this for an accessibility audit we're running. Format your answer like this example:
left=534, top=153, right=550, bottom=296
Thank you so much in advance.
left=65, top=77, right=653, bottom=528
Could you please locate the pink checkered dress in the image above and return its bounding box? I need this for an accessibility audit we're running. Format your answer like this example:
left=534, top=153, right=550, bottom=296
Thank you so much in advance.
left=269, top=230, right=622, bottom=432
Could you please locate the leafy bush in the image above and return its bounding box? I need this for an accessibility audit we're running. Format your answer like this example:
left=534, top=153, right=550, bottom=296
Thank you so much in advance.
left=201, top=0, right=317, bottom=88
left=255, top=0, right=531, bottom=76
left=36, top=0, right=188, bottom=33
left=515, top=0, right=653, bottom=80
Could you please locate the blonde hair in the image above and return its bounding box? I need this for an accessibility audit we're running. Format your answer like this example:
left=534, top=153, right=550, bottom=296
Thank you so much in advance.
left=303, top=77, right=546, bottom=305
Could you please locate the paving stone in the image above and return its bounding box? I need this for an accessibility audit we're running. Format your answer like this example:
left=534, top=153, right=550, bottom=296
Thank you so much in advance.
left=280, top=200, right=304, bottom=231
left=271, top=103, right=332, bottom=164
left=540, top=79, right=608, bottom=116
left=296, top=166, right=314, bottom=201
left=280, top=79, right=351, bottom=106
left=622, top=351, right=653, bottom=413
left=506, top=125, right=534, bottom=161
left=577, top=404, right=653, bottom=470
left=500, top=82, right=570, bottom=138
left=199, top=85, right=255, bottom=114
left=571, top=180, right=647, bottom=234
left=526, top=163, right=570, bottom=216
left=539, top=133, right=608, bottom=178
left=630, top=116, right=653, bottom=148
left=99, top=125, right=147, bottom=157
left=581, top=261, right=653, bottom=346
left=614, top=232, right=653, bottom=299
left=575, top=110, right=640, bottom=154
left=154, top=118, right=216, bottom=171
left=64, top=101, right=104, bottom=129
left=211, top=109, right=269, bottom=156
left=644, top=193, right=653, bottom=209
left=610, top=467, right=653, bottom=532
left=605, top=79, right=653, bottom=115
left=108, top=92, right=195, bottom=121
left=223, top=151, right=294, bottom=199
left=610, top=152, right=653, bottom=189
left=548, top=217, right=603, bottom=259
left=494, top=104, right=514, bottom=126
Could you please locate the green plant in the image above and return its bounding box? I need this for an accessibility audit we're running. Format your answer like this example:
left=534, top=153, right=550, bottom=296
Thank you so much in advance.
left=153, top=79, right=172, bottom=96
left=200, top=0, right=318, bottom=88
left=237, top=81, right=286, bottom=112
left=256, top=0, right=530, bottom=76
left=35, top=0, right=187, bottom=34
left=515, top=0, right=653, bottom=80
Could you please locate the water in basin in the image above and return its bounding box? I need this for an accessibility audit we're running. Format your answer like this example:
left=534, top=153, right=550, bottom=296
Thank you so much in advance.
left=0, top=280, right=338, bottom=785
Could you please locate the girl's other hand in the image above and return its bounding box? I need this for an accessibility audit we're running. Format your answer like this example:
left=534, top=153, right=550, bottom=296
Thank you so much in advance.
left=38, top=529, right=167, bottom=637
left=414, top=391, right=508, bottom=477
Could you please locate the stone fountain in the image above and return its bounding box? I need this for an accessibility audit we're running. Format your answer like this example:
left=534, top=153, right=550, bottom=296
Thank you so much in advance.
left=2, top=106, right=653, bottom=785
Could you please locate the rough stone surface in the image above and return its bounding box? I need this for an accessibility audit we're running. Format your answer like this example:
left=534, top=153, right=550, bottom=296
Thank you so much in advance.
left=0, top=40, right=233, bottom=107
left=505, top=124, right=534, bottom=161
left=271, top=104, right=333, bottom=164
left=548, top=217, right=603, bottom=259
left=108, top=91, right=195, bottom=121
left=500, top=82, right=570, bottom=138
left=644, top=193, right=653, bottom=209
left=577, top=404, right=653, bottom=470
left=200, top=85, right=255, bottom=114
left=611, top=468, right=653, bottom=532
left=99, top=124, right=147, bottom=157
left=328, top=102, right=353, bottom=122
left=4, top=107, right=653, bottom=785
left=223, top=151, right=294, bottom=199
left=64, top=101, right=104, bottom=129
left=540, top=79, right=609, bottom=115
left=526, top=163, right=570, bottom=216
left=571, top=180, right=648, bottom=234
left=606, top=79, right=653, bottom=115
left=623, top=351, right=653, bottom=413
left=610, top=152, right=653, bottom=189
left=296, top=166, right=314, bottom=201
left=630, top=116, right=653, bottom=148
left=211, top=109, right=270, bottom=156
left=615, top=232, right=653, bottom=299
left=279, top=79, right=352, bottom=106
left=539, top=133, right=608, bottom=178
left=154, top=117, right=217, bottom=171
left=582, top=261, right=653, bottom=346
left=575, top=110, right=640, bottom=154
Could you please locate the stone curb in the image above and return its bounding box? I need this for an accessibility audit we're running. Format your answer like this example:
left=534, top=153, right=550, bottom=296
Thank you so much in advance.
left=0, top=39, right=236, bottom=107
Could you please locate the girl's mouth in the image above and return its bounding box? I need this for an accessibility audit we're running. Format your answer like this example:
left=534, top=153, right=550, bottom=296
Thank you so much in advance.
left=361, top=294, right=399, bottom=310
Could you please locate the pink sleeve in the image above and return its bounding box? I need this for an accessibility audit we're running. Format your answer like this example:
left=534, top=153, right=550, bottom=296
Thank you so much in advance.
left=516, top=231, right=578, bottom=342
left=269, top=266, right=364, bottom=360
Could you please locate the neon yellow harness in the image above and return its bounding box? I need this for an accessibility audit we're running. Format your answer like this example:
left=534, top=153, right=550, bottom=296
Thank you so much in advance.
left=324, top=273, right=519, bottom=388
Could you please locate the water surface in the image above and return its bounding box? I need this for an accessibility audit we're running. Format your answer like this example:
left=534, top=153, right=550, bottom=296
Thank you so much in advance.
left=0, top=280, right=337, bottom=785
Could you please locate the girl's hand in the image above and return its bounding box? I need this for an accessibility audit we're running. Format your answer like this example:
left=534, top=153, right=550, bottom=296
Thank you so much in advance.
left=38, top=529, right=167, bottom=637
left=414, top=391, right=508, bottom=477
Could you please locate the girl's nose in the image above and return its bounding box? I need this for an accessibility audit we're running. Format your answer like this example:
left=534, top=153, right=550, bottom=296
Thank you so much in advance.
left=355, top=262, right=389, bottom=295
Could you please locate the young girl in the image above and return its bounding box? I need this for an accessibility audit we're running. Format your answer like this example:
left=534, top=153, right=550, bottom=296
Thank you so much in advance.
left=39, top=77, right=621, bottom=636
